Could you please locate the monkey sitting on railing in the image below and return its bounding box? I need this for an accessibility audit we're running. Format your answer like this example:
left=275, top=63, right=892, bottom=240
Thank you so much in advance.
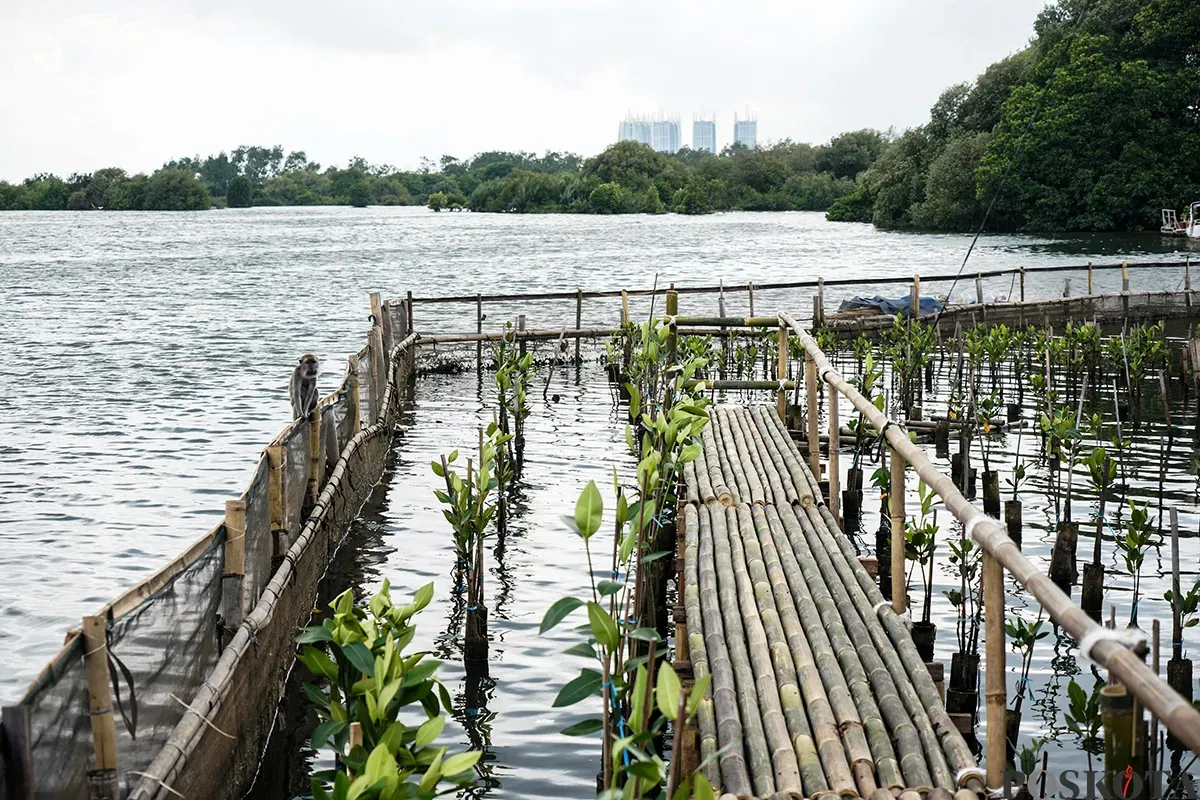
left=290, top=354, right=319, bottom=420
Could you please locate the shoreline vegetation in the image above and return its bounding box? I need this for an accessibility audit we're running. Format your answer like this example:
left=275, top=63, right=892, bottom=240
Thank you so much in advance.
left=1, top=3, right=1194, bottom=232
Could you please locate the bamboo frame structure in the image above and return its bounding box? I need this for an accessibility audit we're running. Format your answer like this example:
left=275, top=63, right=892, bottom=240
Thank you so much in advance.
left=778, top=310, right=1200, bottom=758
left=889, top=448, right=906, bottom=615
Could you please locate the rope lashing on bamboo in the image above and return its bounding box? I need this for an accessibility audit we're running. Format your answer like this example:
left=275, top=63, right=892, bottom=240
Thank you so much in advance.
left=1078, top=627, right=1148, bottom=664
left=778, top=309, right=1200, bottom=758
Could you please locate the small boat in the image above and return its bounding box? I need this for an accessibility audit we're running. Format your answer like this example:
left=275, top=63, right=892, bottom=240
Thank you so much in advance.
left=1161, top=201, right=1200, bottom=237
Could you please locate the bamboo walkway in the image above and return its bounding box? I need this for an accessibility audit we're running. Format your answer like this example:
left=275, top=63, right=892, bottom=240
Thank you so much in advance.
left=680, top=405, right=982, bottom=800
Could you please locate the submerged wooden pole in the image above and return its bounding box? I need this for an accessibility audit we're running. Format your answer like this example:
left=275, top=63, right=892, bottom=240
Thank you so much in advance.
left=1020, top=267, right=1026, bottom=303
left=1088, top=261, right=1094, bottom=295
left=748, top=282, right=755, bottom=317
left=1188, top=257, right=1193, bottom=309
left=575, top=288, right=583, bottom=364
left=805, top=352, right=819, bottom=476
left=476, top=293, right=483, bottom=372
left=84, top=615, right=120, bottom=800
left=983, top=551, right=1005, bottom=791
left=777, top=323, right=788, bottom=423
left=889, top=447, right=905, bottom=615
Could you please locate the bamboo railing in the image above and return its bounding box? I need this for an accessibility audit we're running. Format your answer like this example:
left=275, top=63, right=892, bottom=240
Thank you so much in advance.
left=777, top=310, right=1200, bottom=783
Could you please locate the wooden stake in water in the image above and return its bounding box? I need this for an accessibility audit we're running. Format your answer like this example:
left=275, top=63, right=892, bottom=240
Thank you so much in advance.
left=889, top=446, right=906, bottom=615
left=575, top=288, right=583, bottom=365
left=476, top=293, right=483, bottom=372
left=84, top=615, right=120, bottom=800
left=983, top=550, right=1005, bottom=791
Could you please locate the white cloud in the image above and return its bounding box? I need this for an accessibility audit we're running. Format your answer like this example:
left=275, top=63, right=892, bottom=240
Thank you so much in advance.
left=0, top=0, right=1044, bottom=181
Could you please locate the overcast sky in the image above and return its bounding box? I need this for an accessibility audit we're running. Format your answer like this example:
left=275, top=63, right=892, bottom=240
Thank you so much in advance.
left=0, top=1, right=1046, bottom=181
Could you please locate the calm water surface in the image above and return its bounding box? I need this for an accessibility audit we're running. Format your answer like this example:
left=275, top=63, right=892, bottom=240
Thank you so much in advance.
left=2, top=208, right=1198, bottom=794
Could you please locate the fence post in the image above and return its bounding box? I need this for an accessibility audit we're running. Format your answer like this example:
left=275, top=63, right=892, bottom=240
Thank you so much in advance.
left=805, top=353, right=819, bottom=476
left=889, top=448, right=906, bottom=615
left=911, top=274, right=920, bottom=317
left=346, top=354, right=361, bottom=433
left=575, top=288, right=583, bottom=365
left=975, top=272, right=984, bottom=305
left=828, top=386, right=841, bottom=527
left=221, top=499, right=246, bottom=646
left=1122, top=261, right=1130, bottom=317
left=406, top=290, right=414, bottom=333
left=518, top=315, right=527, bottom=361
left=748, top=283, right=755, bottom=317
left=267, top=445, right=286, bottom=569
left=777, top=323, right=788, bottom=423
left=83, top=616, right=119, bottom=800
left=1088, top=261, right=1094, bottom=295
left=306, top=403, right=323, bottom=509
left=983, top=551, right=1005, bottom=791
left=620, top=290, right=631, bottom=373
left=1187, top=258, right=1193, bottom=309
left=370, top=323, right=386, bottom=422
left=476, top=294, right=483, bottom=372
left=2, top=705, right=34, bottom=800
left=1020, top=267, right=1026, bottom=303
left=817, top=277, right=826, bottom=327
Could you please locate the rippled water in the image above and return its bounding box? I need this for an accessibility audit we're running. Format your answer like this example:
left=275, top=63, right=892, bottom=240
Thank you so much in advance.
left=2, top=207, right=1199, bottom=792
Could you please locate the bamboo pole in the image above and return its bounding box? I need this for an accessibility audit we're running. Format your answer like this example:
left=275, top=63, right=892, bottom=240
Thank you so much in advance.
left=975, top=273, right=983, bottom=305
left=346, top=354, right=361, bottom=433
left=777, top=323, right=789, bottom=423
left=828, top=394, right=841, bottom=526
left=983, top=551, right=1004, bottom=791
left=682, top=505, right=721, bottom=787
left=1020, top=267, right=1025, bottom=303
left=83, top=615, right=119, bottom=800
left=754, top=406, right=815, bottom=509
left=890, top=447, right=906, bottom=615
left=911, top=275, right=920, bottom=317
left=748, top=282, right=755, bottom=317
left=222, top=498, right=247, bottom=635
left=306, top=403, right=322, bottom=510
left=779, top=311, right=1200, bottom=756
left=575, top=287, right=583, bottom=364
left=476, top=293, right=483, bottom=372
left=1088, top=262, right=1094, bottom=295
left=267, top=444, right=286, bottom=562
left=806, top=353, right=820, bottom=476
left=1187, top=257, right=1193, bottom=309
left=817, top=277, right=826, bottom=327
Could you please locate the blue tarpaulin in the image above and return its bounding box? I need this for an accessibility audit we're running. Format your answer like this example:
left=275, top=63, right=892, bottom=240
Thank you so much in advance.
left=838, top=295, right=943, bottom=316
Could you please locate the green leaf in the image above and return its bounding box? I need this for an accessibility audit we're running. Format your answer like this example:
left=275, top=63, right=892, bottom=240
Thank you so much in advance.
left=298, top=646, right=338, bottom=681
left=297, top=626, right=335, bottom=644
left=563, top=641, right=597, bottom=659
left=679, top=443, right=701, bottom=463
left=641, top=550, right=671, bottom=564
left=687, top=674, right=711, bottom=717
left=628, top=627, right=662, bottom=642
left=587, top=602, right=619, bottom=651
left=540, top=597, right=584, bottom=634
left=415, top=715, right=445, bottom=748
left=412, top=582, right=434, bottom=613
left=560, top=718, right=604, bottom=736
left=441, top=750, right=481, bottom=779
left=553, top=668, right=603, bottom=707
left=341, top=641, right=376, bottom=678
left=312, top=719, right=346, bottom=749
left=574, top=481, right=604, bottom=540
left=597, top=579, right=624, bottom=597
left=431, top=459, right=445, bottom=477
left=400, top=659, right=441, bottom=688
left=656, top=661, right=681, bottom=719
left=302, top=681, right=328, bottom=707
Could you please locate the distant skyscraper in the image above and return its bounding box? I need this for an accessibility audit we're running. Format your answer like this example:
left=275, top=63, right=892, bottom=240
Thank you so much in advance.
left=618, top=113, right=681, bottom=154
left=692, top=118, right=717, bottom=153
left=733, top=112, right=757, bottom=149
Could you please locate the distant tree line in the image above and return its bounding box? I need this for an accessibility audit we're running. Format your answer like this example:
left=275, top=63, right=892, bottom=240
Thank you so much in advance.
left=826, top=0, right=1200, bottom=232
left=0, top=136, right=888, bottom=215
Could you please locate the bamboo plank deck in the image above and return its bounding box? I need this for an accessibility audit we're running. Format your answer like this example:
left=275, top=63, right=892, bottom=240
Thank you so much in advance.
left=682, top=405, right=982, bottom=800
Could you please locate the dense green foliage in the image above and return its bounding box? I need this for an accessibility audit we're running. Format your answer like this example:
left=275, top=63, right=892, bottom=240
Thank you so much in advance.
left=829, top=0, right=1200, bottom=232
left=1, top=134, right=886, bottom=215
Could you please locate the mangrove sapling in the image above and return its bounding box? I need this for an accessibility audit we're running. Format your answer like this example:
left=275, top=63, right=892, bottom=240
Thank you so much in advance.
left=495, top=323, right=536, bottom=476
left=1064, top=677, right=1106, bottom=773
left=1081, top=441, right=1117, bottom=620
left=1004, top=459, right=1029, bottom=546
left=872, top=464, right=892, bottom=597
left=944, top=530, right=983, bottom=714
left=1005, top=613, right=1049, bottom=760
left=844, top=350, right=884, bottom=528
left=541, top=482, right=716, bottom=799
left=1042, top=404, right=1083, bottom=592
left=983, top=323, right=1013, bottom=402
left=904, top=481, right=940, bottom=661
left=1012, top=737, right=1047, bottom=800
left=976, top=391, right=1003, bottom=517
left=1115, top=499, right=1156, bottom=628
left=432, top=425, right=509, bottom=664
left=297, top=583, right=481, bottom=799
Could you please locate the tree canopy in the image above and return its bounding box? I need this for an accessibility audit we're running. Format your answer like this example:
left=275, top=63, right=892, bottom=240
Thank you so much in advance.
left=827, top=0, right=1200, bottom=232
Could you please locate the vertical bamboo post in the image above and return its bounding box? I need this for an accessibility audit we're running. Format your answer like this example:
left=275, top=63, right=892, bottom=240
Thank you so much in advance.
left=518, top=315, right=527, bottom=360
left=817, top=277, right=826, bottom=328
left=221, top=498, right=246, bottom=639
left=911, top=274, right=920, bottom=317
left=812, top=295, right=820, bottom=328
left=1187, top=257, right=1193, bottom=309
left=575, top=288, right=583, bottom=364
left=983, top=550, right=1005, bottom=791
left=1088, top=261, right=1094, bottom=295
left=620, top=290, right=632, bottom=373
left=1172, top=507, right=1182, bottom=660
left=366, top=323, right=380, bottom=422
left=306, top=403, right=322, bottom=508
left=1150, top=618, right=1160, bottom=781
left=748, top=283, right=755, bottom=317
left=476, top=293, right=483, bottom=372
left=346, top=355, right=361, bottom=434
left=83, top=616, right=119, bottom=800
left=975, top=272, right=984, bottom=305
left=267, top=444, right=286, bottom=564
left=406, top=290, right=414, bottom=333
left=370, top=323, right=387, bottom=419
left=805, top=352, right=819, bottom=476
left=0, top=705, right=34, bottom=800
left=777, top=323, right=788, bottom=423
left=828, top=386, right=841, bottom=527
left=1102, top=685, right=1137, bottom=795
left=889, top=447, right=906, bottom=615
left=666, top=287, right=679, bottom=366
left=1020, top=267, right=1026, bottom=303
left=1122, top=261, right=1130, bottom=292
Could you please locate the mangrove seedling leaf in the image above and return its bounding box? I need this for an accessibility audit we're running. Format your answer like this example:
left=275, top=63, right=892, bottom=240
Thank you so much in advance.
left=415, top=715, right=445, bottom=748
left=656, top=662, right=681, bottom=720
left=299, top=646, right=339, bottom=681
left=587, top=601, right=619, bottom=651
left=597, top=579, right=624, bottom=597
left=312, top=719, right=346, bottom=749
left=628, top=627, right=662, bottom=642
left=560, top=718, right=604, bottom=736
left=540, top=597, right=584, bottom=634
left=553, top=668, right=602, bottom=707
left=687, top=674, right=711, bottom=717
left=297, top=626, right=335, bottom=644
left=562, top=641, right=597, bottom=659
left=441, top=750, right=482, bottom=780
left=574, top=481, right=604, bottom=540
left=341, top=641, right=376, bottom=678
left=400, top=659, right=441, bottom=688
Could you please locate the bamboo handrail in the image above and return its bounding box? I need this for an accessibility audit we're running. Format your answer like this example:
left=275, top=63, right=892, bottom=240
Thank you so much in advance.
left=778, top=311, right=1200, bottom=759
left=404, top=259, right=1193, bottom=305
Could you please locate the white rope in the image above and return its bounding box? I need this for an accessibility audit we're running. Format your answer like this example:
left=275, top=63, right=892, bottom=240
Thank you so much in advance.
left=872, top=600, right=890, bottom=615
left=963, top=514, right=988, bottom=543
left=1078, top=626, right=1147, bottom=664
left=170, top=693, right=236, bottom=740
left=777, top=379, right=788, bottom=392
left=664, top=314, right=677, bottom=325
left=128, top=773, right=185, bottom=799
